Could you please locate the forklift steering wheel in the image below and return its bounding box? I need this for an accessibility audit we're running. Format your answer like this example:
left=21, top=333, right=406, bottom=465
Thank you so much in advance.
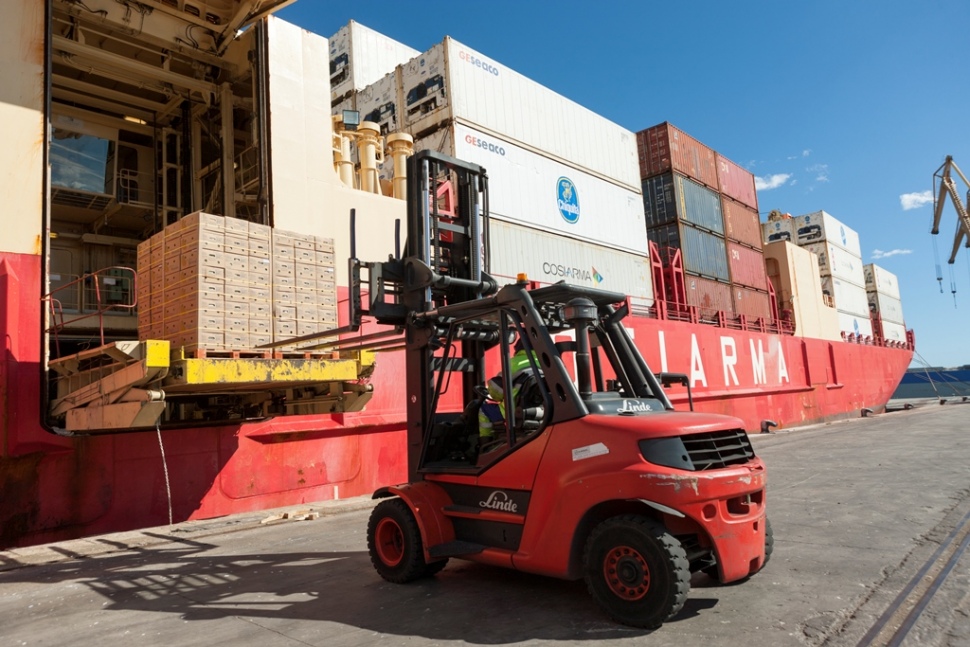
left=473, top=385, right=489, bottom=401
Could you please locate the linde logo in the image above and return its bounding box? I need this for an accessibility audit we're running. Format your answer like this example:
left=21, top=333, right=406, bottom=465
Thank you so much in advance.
left=458, top=50, right=499, bottom=76
left=464, top=134, right=505, bottom=156
left=557, top=177, right=580, bottom=224
left=617, top=400, right=653, bottom=413
left=480, top=491, right=518, bottom=512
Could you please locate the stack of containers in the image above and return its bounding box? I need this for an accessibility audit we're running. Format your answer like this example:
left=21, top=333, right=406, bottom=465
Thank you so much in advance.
left=793, top=210, right=872, bottom=339
left=864, top=264, right=906, bottom=342
left=137, top=212, right=337, bottom=352
left=348, top=36, right=652, bottom=306
left=638, top=123, right=769, bottom=321
left=328, top=21, right=418, bottom=106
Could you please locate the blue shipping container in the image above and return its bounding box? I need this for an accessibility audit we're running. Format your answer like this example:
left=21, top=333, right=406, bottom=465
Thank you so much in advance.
left=642, top=172, right=725, bottom=235
left=647, top=221, right=730, bottom=281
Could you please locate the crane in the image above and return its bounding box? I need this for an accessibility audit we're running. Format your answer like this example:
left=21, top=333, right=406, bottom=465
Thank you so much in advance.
left=932, top=156, right=970, bottom=264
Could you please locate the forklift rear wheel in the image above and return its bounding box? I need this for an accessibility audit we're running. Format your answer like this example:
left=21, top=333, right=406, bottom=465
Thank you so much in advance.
left=583, top=515, right=689, bottom=629
left=367, top=498, right=448, bottom=583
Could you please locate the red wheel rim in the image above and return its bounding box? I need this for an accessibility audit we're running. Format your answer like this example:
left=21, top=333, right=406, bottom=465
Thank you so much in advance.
left=375, top=517, right=405, bottom=567
left=603, top=545, right=650, bottom=600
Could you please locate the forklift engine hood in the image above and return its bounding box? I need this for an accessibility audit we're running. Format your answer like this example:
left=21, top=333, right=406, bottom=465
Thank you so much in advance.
left=583, top=408, right=747, bottom=438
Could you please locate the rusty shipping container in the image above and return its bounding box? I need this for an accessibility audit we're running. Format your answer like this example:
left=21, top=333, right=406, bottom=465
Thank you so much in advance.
left=685, top=275, right=735, bottom=318
left=716, top=152, right=758, bottom=211
left=647, top=221, right=729, bottom=282
left=636, top=122, right=718, bottom=189
left=733, top=285, right=772, bottom=321
left=642, top=172, right=724, bottom=234
left=722, top=196, right=763, bottom=249
left=727, top=241, right=769, bottom=291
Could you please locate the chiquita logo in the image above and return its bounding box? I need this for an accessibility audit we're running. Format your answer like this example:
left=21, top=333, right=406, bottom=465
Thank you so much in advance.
left=480, top=491, right=518, bottom=513
left=557, top=177, right=580, bottom=224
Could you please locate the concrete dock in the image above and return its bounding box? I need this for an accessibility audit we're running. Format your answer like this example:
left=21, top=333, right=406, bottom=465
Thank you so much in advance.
left=2, top=400, right=969, bottom=646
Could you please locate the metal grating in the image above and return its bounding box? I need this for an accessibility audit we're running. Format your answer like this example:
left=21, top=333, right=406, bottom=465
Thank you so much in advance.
left=682, top=429, right=754, bottom=470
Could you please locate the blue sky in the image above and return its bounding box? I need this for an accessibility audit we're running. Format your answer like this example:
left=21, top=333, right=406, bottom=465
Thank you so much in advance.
left=277, top=1, right=970, bottom=368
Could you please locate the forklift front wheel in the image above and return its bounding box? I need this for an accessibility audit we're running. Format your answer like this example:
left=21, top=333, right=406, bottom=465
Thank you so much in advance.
left=367, top=498, right=447, bottom=583
left=583, top=515, right=690, bottom=629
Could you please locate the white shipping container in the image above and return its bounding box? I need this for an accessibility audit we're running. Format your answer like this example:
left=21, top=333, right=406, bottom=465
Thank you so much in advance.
left=864, top=263, right=901, bottom=300
left=488, top=219, right=653, bottom=306
left=793, top=210, right=862, bottom=257
left=868, top=290, right=905, bottom=325
left=802, top=241, right=865, bottom=287
left=357, top=70, right=402, bottom=136
left=414, top=122, right=647, bottom=254
left=761, top=219, right=793, bottom=244
left=329, top=21, right=419, bottom=102
left=838, top=311, right=874, bottom=339
left=821, top=276, right=869, bottom=317
left=880, top=320, right=908, bottom=342
left=399, top=37, right=640, bottom=190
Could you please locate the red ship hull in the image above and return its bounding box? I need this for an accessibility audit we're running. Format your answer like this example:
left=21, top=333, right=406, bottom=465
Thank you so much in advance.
left=0, top=251, right=911, bottom=548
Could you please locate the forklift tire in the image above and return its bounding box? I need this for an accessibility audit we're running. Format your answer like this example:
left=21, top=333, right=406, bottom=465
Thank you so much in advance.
left=703, top=516, right=773, bottom=582
left=367, top=498, right=448, bottom=583
left=583, top=515, right=690, bottom=629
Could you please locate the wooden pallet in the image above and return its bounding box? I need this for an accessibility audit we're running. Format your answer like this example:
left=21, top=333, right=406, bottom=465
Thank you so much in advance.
left=178, top=347, right=340, bottom=360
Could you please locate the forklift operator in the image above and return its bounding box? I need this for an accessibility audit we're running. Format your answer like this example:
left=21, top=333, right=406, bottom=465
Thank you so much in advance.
left=478, top=340, right=538, bottom=442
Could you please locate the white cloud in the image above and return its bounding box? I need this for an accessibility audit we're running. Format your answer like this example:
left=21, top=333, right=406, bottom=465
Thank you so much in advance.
left=871, top=248, right=913, bottom=260
left=802, top=149, right=811, bottom=157
left=755, top=173, right=792, bottom=191
left=900, top=190, right=934, bottom=210
left=807, top=163, right=829, bottom=182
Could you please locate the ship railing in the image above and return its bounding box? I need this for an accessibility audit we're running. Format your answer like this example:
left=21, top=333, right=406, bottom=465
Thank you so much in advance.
left=43, top=266, right=138, bottom=354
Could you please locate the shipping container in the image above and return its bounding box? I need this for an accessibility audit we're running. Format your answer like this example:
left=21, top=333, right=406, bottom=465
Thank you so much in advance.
left=642, top=172, right=724, bottom=234
left=716, top=153, right=758, bottom=211
left=762, top=219, right=793, bottom=244
left=648, top=222, right=729, bottom=281
left=733, top=286, right=772, bottom=321
left=867, top=290, right=905, bottom=325
left=880, top=320, right=908, bottom=342
left=398, top=37, right=640, bottom=190
left=488, top=219, right=653, bottom=306
left=727, top=241, right=768, bottom=291
left=821, top=276, right=870, bottom=318
left=763, top=241, right=844, bottom=342
left=802, top=241, right=866, bottom=287
left=793, top=210, right=862, bottom=257
left=413, top=122, right=647, bottom=253
left=722, top=196, right=763, bottom=249
left=635, top=122, right=717, bottom=189
left=864, top=263, right=901, bottom=300
left=356, top=70, right=401, bottom=135
left=685, top=276, right=735, bottom=318
left=329, top=20, right=419, bottom=102
left=837, top=311, right=874, bottom=339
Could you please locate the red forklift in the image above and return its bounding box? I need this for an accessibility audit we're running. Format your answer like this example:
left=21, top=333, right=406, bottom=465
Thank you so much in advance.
left=342, top=151, right=770, bottom=628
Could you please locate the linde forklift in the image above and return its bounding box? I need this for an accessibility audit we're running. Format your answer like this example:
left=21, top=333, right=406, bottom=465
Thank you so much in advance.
left=341, top=151, right=771, bottom=628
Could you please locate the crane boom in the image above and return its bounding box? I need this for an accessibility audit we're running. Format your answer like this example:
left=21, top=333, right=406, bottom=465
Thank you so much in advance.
left=932, top=156, right=970, bottom=264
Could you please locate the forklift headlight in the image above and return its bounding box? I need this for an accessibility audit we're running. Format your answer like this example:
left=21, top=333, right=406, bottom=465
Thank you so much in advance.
left=639, top=437, right=695, bottom=471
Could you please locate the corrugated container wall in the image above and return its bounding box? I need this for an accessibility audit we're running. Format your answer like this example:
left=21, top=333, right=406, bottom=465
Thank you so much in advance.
left=635, top=123, right=718, bottom=189
left=864, top=263, right=901, bottom=300
left=880, top=320, right=908, bottom=342
left=727, top=241, right=768, bottom=291
left=488, top=219, right=653, bottom=306
left=642, top=173, right=724, bottom=234
left=413, top=122, right=647, bottom=253
left=685, top=276, right=735, bottom=318
left=399, top=38, right=640, bottom=190
left=733, top=285, right=772, bottom=321
left=762, top=219, right=793, bottom=244
left=868, top=291, right=904, bottom=325
left=356, top=70, right=402, bottom=135
left=716, top=153, right=758, bottom=211
left=821, top=276, right=870, bottom=317
left=838, top=311, right=874, bottom=339
left=722, top=197, right=763, bottom=249
left=802, top=241, right=866, bottom=287
left=329, top=20, right=419, bottom=102
left=793, top=210, right=862, bottom=257
left=647, top=222, right=729, bottom=281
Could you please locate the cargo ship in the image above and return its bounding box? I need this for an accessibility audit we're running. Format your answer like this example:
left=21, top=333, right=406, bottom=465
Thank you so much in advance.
left=0, top=1, right=911, bottom=549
